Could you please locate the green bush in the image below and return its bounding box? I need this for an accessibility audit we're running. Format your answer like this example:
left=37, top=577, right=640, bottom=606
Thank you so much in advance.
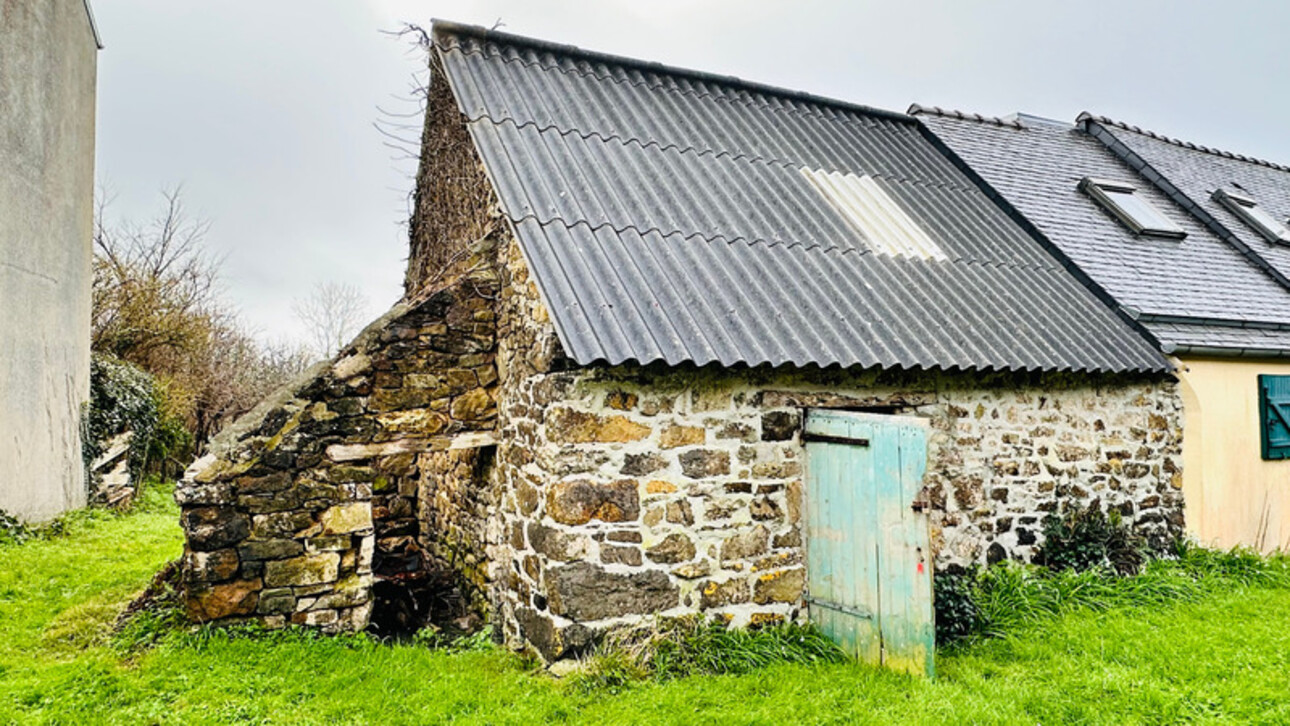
left=83, top=354, right=192, bottom=487
left=934, top=566, right=981, bottom=645
left=1034, top=504, right=1146, bottom=575
left=572, top=617, right=847, bottom=692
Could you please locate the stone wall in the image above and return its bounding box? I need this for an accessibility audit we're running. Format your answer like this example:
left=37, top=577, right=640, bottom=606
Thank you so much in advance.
left=404, top=55, right=497, bottom=296
left=176, top=241, right=502, bottom=630
left=489, top=358, right=1183, bottom=660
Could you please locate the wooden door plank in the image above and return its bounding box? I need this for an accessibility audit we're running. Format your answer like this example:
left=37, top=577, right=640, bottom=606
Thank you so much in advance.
left=878, top=422, right=933, bottom=677
left=901, top=423, right=935, bottom=678
left=805, top=410, right=929, bottom=673
left=850, top=418, right=882, bottom=665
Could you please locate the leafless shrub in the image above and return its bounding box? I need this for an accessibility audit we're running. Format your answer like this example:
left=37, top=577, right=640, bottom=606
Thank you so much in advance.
left=292, top=281, right=371, bottom=360
left=93, top=187, right=317, bottom=448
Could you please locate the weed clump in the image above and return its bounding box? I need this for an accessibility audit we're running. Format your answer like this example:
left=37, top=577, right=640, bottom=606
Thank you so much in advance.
left=1034, top=505, right=1147, bottom=575
left=411, top=625, right=496, bottom=653
left=0, top=510, right=36, bottom=545
left=571, top=617, right=847, bottom=692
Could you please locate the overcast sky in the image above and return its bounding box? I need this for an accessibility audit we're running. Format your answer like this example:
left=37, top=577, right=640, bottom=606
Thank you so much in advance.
left=93, top=0, right=1290, bottom=347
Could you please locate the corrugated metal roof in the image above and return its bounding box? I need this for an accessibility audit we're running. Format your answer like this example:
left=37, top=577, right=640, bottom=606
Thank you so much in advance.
left=433, top=22, right=1168, bottom=373
left=917, top=107, right=1290, bottom=356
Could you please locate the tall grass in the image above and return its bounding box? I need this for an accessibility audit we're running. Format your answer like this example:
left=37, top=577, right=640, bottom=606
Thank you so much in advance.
left=958, top=544, right=1290, bottom=644
left=572, top=617, right=847, bottom=692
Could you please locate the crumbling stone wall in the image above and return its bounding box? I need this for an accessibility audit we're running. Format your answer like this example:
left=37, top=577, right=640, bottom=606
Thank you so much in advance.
left=176, top=40, right=514, bottom=632
left=489, top=342, right=1184, bottom=659
left=404, top=56, right=497, bottom=295
left=176, top=241, right=502, bottom=630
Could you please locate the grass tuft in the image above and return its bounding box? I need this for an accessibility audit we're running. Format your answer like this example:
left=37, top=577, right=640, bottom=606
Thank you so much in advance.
left=0, top=477, right=175, bottom=549
left=572, top=616, right=848, bottom=692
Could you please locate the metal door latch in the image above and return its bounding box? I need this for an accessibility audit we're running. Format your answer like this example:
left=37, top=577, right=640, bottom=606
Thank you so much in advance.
left=910, top=487, right=931, bottom=513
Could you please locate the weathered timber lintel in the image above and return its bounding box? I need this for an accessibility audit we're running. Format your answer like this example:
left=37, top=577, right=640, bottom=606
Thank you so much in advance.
left=326, top=431, right=499, bottom=462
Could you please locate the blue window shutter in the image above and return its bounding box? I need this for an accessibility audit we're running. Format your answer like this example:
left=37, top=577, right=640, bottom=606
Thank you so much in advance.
left=1259, top=375, right=1290, bottom=461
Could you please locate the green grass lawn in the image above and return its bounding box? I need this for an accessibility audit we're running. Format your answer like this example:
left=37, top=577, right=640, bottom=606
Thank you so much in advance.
left=3, top=488, right=1289, bottom=725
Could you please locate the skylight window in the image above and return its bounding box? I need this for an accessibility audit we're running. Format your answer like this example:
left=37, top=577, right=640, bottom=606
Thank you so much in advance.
left=1213, top=188, right=1290, bottom=244
left=1079, top=178, right=1186, bottom=239
left=800, top=168, right=948, bottom=261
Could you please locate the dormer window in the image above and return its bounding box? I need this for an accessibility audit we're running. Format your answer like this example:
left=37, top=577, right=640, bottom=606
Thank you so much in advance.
left=1080, top=177, right=1186, bottom=239
left=1213, top=188, right=1290, bottom=244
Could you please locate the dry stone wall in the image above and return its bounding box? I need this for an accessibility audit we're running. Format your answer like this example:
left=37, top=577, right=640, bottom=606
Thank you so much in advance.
left=490, top=358, right=1183, bottom=660
left=176, top=241, right=502, bottom=631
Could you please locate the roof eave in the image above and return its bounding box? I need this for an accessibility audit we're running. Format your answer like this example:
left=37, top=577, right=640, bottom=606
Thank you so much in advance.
left=1166, top=344, right=1290, bottom=360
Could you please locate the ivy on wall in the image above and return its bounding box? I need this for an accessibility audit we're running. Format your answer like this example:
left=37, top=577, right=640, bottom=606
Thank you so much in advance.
left=83, top=354, right=190, bottom=486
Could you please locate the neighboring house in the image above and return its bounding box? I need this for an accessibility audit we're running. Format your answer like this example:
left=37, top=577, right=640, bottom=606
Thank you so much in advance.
left=0, top=0, right=101, bottom=520
left=177, top=23, right=1182, bottom=667
left=916, top=107, right=1290, bottom=552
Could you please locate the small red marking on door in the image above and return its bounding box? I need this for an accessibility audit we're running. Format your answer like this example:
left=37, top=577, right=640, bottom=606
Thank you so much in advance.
left=917, top=562, right=924, bottom=574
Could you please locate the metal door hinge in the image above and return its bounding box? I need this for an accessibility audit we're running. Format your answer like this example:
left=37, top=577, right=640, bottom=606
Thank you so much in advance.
left=801, top=432, right=870, bottom=447
left=805, top=596, right=874, bottom=620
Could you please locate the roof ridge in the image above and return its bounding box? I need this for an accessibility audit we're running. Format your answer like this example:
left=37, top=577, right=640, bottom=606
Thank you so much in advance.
left=445, top=38, right=895, bottom=132
left=431, top=19, right=916, bottom=127
left=1077, top=112, right=1290, bottom=174
left=907, top=104, right=1024, bottom=129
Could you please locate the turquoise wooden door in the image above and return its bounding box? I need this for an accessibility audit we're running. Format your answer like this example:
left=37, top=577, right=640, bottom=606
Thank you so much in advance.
left=804, top=409, right=934, bottom=677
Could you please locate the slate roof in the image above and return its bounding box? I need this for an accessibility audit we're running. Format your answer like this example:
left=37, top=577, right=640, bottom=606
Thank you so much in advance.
left=915, top=106, right=1290, bottom=356
left=1081, top=115, right=1290, bottom=293
left=433, top=22, right=1168, bottom=373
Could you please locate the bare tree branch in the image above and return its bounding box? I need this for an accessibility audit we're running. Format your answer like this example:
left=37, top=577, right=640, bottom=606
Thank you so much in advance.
left=292, top=281, right=371, bottom=360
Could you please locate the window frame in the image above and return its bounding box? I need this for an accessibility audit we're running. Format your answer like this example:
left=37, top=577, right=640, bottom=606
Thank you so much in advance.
left=1259, top=374, right=1290, bottom=461
left=1212, top=188, right=1290, bottom=245
left=1079, top=177, right=1187, bottom=239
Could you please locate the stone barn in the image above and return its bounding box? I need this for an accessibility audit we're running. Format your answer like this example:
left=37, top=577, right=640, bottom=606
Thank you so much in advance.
left=177, top=22, right=1184, bottom=664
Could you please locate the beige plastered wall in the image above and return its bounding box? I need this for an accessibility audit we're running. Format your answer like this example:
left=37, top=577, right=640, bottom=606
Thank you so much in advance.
left=0, top=0, right=98, bottom=520
left=1177, top=357, right=1290, bottom=552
